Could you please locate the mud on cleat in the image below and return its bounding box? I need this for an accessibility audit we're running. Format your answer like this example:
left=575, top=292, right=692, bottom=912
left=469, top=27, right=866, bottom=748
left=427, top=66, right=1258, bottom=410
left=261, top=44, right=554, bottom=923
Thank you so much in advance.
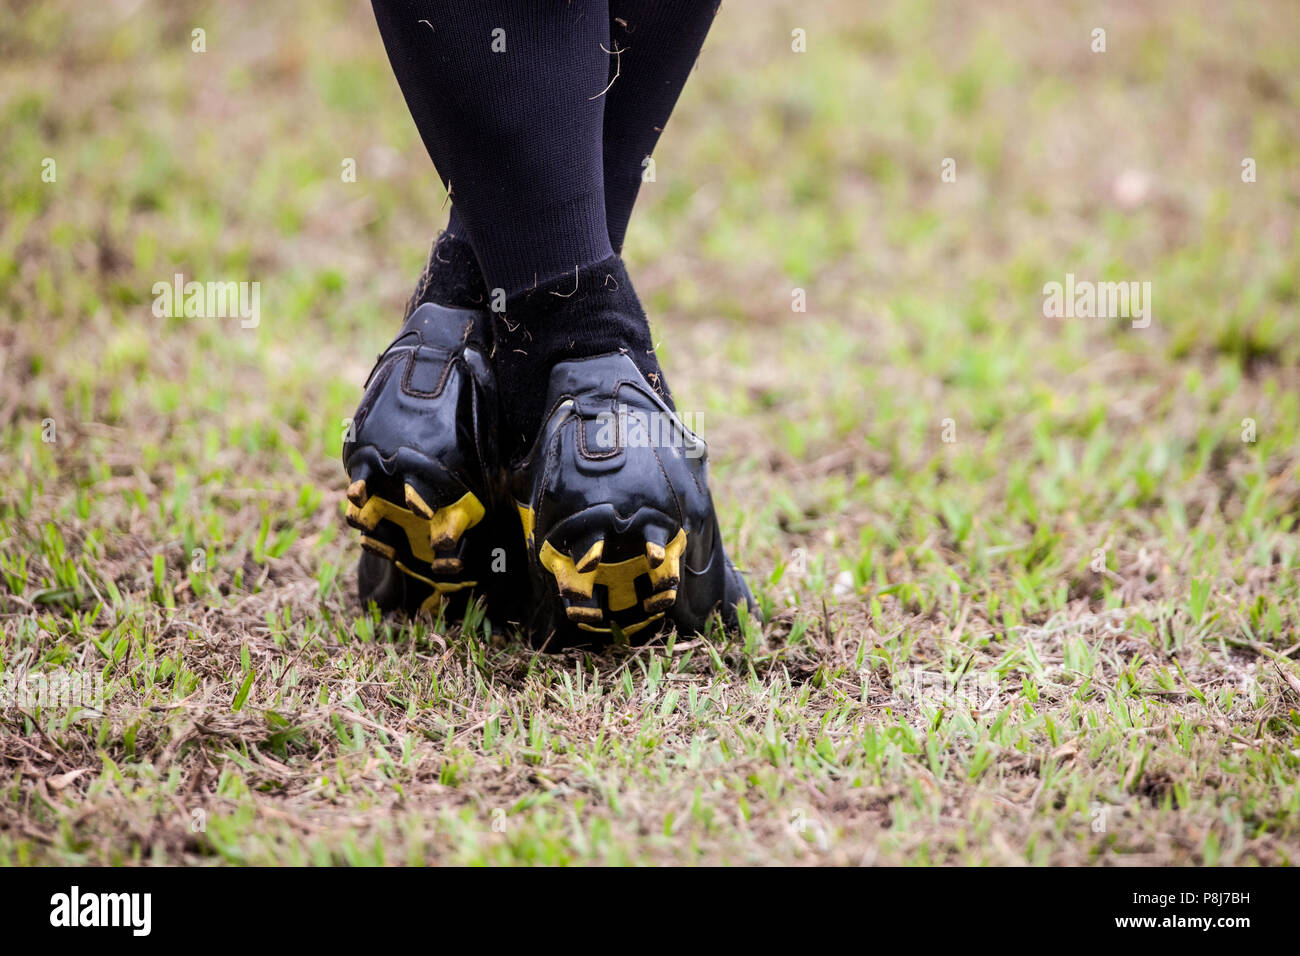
left=512, top=352, right=755, bottom=647
left=343, top=302, right=511, bottom=621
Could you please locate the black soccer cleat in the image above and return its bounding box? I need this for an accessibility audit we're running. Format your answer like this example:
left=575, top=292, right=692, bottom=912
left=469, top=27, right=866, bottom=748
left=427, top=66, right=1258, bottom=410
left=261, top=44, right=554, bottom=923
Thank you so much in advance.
left=343, top=302, right=506, bottom=620
left=511, top=352, right=755, bottom=646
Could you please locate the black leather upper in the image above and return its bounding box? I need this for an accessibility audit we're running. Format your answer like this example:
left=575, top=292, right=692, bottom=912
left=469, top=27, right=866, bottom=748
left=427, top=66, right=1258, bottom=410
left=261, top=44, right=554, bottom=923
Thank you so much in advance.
left=344, top=302, right=497, bottom=505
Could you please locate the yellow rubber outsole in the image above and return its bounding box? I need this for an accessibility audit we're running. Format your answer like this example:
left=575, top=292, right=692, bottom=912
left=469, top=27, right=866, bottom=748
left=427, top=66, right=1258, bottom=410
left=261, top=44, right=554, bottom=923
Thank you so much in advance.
left=524, top=512, right=687, bottom=633
left=347, top=481, right=486, bottom=603
left=346, top=482, right=484, bottom=564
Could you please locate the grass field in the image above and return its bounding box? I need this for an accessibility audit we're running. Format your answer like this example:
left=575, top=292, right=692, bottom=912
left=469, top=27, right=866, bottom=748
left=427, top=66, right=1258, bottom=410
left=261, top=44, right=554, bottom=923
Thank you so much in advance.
left=2, top=0, right=1299, bottom=865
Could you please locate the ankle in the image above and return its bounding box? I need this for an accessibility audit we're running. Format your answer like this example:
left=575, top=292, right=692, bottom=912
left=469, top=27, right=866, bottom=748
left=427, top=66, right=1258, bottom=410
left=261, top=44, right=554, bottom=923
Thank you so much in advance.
left=406, top=229, right=488, bottom=315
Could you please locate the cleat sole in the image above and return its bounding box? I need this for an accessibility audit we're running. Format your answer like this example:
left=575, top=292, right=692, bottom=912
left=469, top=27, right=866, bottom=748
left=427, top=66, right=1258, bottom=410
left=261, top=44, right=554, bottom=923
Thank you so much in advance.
left=347, top=489, right=484, bottom=567
left=344, top=444, right=490, bottom=618
left=530, top=510, right=688, bottom=641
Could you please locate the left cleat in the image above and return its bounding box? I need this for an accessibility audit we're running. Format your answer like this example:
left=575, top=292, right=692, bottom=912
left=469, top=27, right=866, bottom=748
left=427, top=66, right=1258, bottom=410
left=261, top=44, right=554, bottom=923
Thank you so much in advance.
left=342, top=301, right=506, bottom=621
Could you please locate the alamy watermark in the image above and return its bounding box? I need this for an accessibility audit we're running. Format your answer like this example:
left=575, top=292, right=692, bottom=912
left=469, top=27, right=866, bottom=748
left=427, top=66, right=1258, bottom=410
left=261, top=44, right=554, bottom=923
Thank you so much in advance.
left=152, top=273, right=260, bottom=328
left=50, top=886, right=151, bottom=936
left=1042, top=273, right=1151, bottom=328
left=1, top=667, right=105, bottom=712
left=593, top=404, right=705, bottom=459
left=893, top=665, right=1000, bottom=713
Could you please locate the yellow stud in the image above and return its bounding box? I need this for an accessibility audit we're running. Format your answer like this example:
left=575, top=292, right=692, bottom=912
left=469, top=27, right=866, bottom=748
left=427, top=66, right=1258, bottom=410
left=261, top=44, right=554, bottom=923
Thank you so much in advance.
left=540, top=540, right=599, bottom=600
left=361, top=536, right=396, bottom=560
left=346, top=479, right=368, bottom=507
left=646, top=529, right=687, bottom=591
left=405, top=483, right=435, bottom=519
left=565, top=606, right=605, bottom=625
left=576, top=539, right=605, bottom=573
left=345, top=502, right=380, bottom=531
left=643, top=589, right=677, bottom=613
left=429, top=493, right=485, bottom=550
left=396, top=560, right=477, bottom=593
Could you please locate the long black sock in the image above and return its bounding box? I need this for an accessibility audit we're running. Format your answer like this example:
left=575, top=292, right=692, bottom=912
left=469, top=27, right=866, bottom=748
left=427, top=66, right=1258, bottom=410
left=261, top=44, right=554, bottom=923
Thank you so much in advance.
left=602, top=1, right=720, bottom=253
left=372, top=1, right=677, bottom=459
left=370, top=0, right=614, bottom=298
left=494, top=255, right=670, bottom=462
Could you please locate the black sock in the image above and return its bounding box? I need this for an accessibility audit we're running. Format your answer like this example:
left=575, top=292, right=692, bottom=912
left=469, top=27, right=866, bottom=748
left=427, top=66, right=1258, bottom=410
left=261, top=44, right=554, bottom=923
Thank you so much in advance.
left=404, top=207, right=488, bottom=315
left=371, top=1, right=613, bottom=298
left=602, top=1, right=720, bottom=253
left=493, top=255, right=671, bottom=462
left=371, top=1, right=702, bottom=459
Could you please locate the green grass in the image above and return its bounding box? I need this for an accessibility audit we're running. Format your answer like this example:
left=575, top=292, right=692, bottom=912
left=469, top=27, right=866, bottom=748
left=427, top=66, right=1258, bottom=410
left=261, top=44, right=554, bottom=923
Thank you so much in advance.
left=2, top=0, right=1299, bottom=865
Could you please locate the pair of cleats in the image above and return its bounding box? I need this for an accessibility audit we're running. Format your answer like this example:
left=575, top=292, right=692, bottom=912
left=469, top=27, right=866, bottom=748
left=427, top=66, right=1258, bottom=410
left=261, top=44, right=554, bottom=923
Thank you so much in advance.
left=342, top=291, right=754, bottom=648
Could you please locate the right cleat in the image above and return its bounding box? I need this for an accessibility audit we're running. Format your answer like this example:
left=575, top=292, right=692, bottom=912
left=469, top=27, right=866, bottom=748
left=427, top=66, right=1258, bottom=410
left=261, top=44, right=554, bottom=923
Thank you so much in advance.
left=511, top=352, right=756, bottom=647
left=343, top=301, right=507, bottom=621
